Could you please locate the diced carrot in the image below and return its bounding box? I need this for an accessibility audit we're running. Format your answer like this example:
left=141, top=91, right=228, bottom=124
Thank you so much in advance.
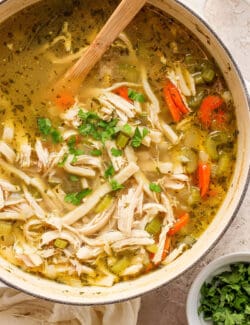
left=168, top=212, right=190, bottom=236
left=145, top=262, right=154, bottom=273
left=161, top=236, right=171, bottom=261
left=163, top=84, right=182, bottom=122
left=198, top=95, right=224, bottom=128
left=55, top=91, right=75, bottom=110
left=166, top=80, right=189, bottom=115
left=198, top=162, right=211, bottom=197
left=113, top=86, right=132, bottom=102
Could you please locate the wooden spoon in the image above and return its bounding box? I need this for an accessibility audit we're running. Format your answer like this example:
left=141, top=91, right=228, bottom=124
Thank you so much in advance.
left=55, top=0, right=146, bottom=96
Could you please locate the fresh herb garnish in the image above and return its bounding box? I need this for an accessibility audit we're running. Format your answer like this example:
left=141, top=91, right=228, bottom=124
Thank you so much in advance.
left=111, top=148, right=122, bottom=157
left=199, top=263, right=250, bottom=325
left=104, top=164, right=115, bottom=179
left=149, top=183, right=162, bottom=193
left=121, top=124, right=133, bottom=136
left=131, top=127, right=149, bottom=148
left=69, top=175, right=79, bottom=182
left=37, top=117, right=62, bottom=143
left=50, top=129, right=63, bottom=144
left=37, top=118, right=52, bottom=135
left=78, top=109, right=118, bottom=143
left=128, top=89, right=145, bottom=102
left=90, top=149, right=102, bottom=156
left=64, top=188, right=92, bottom=205
left=67, top=135, right=84, bottom=159
left=109, top=179, right=124, bottom=191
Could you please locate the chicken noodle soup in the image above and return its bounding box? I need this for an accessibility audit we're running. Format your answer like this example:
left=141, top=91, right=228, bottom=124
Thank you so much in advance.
left=0, top=0, right=237, bottom=287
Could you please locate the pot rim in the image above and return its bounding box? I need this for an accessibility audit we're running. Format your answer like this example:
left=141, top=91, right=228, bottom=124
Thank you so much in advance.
left=0, top=0, right=249, bottom=305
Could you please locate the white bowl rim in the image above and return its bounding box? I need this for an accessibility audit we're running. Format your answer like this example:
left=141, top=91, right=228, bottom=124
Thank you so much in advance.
left=186, top=252, right=250, bottom=325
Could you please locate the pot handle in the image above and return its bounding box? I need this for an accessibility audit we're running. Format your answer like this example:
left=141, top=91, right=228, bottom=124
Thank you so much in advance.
left=176, top=0, right=207, bottom=19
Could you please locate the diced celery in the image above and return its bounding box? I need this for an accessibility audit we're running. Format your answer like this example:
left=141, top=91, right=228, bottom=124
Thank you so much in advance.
left=54, top=238, right=68, bottom=249
left=188, top=186, right=201, bottom=206
left=205, top=131, right=229, bottom=160
left=187, top=90, right=205, bottom=109
left=184, top=54, right=196, bottom=65
left=145, top=217, right=162, bottom=235
left=181, top=148, right=198, bottom=174
left=111, top=256, right=130, bottom=275
left=216, top=153, right=230, bottom=176
left=194, top=72, right=204, bottom=85
left=116, top=133, right=129, bottom=149
left=0, top=221, right=12, bottom=235
left=146, top=244, right=158, bottom=254
left=202, top=68, right=215, bottom=83
left=94, top=195, right=113, bottom=213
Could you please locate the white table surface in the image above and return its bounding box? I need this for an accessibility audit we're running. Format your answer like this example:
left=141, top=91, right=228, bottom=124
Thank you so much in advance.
left=138, top=0, right=250, bottom=324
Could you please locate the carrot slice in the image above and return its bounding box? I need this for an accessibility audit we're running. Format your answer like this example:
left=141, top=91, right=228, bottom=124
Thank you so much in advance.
left=55, top=91, right=75, bottom=110
left=198, top=162, right=211, bottom=197
left=161, top=236, right=171, bottom=261
left=163, top=85, right=182, bottom=122
left=145, top=262, right=154, bottom=273
left=166, top=80, right=189, bottom=115
left=168, top=213, right=190, bottom=236
left=113, top=86, right=132, bottom=102
left=198, top=95, right=224, bottom=127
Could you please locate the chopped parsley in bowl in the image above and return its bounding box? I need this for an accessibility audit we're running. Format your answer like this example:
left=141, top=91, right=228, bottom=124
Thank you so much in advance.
left=186, top=253, right=250, bottom=325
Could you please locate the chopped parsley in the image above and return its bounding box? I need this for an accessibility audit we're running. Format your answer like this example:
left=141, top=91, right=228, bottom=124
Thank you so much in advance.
left=121, top=124, right=133, bottom=136
left=67, top=136, right=84, bottom=159
left=78, top=109, right=118, bottom=143
left=128, top=89, right=145, bottom=102
left=149, top=183, right=162, bottom=193
left=50, top=129, right=63, bottom=144
left=37, top=117, right=62, bottom=143
left=104, top=164, right=115, bottom=179
left=109, top=179, right=124, bottom=191
left=64, top=188, right=92, bottom=205
left=111, top=148, right=122, bottom=157
left=37, top=117, right=52, bottom=135
left=131, top=127, right=149, bottom=148
left=90, top=149, right=102, bottom=156
left=199, top=263, right=250, bottom=325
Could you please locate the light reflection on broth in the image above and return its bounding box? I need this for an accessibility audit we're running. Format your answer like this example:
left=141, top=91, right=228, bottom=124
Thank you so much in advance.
left=0, top=0, right=237, bottom=287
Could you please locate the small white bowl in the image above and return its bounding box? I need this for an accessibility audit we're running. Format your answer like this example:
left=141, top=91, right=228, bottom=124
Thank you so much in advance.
left=186, top=252, right=250, bottom=325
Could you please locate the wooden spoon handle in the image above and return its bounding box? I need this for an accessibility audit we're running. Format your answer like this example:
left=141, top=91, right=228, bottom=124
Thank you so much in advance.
left=64, top=0, right=146, bottom=83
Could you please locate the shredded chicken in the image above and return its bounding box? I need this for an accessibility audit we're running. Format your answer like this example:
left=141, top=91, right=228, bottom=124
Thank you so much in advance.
left=0, top=141, right=16, bottom=163
left=22, top=185, right=46, bottom=219
left=35, top=139, right=49, bottom=170
left=41, top=230, right=81, bottom=249
left=79, top=203, right=116, bottom=235
left=105, top=140, right=126, bottom=171
left=118, top=183, right=143, bottom=235
left=101, top=92, right=136, bottom=119
left=62, top=162, right=139, bottom=225
left=2, top=123, right=14, bottom=143
left=76, top=246, right=103, bottom=260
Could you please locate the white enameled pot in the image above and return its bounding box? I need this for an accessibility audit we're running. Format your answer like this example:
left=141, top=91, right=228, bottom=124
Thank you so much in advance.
left=0, top=0, right=249, bottom=305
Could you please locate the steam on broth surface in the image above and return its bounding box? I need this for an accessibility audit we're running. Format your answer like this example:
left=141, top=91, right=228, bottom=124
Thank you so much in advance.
left=0, top=0, right=237, bottom=286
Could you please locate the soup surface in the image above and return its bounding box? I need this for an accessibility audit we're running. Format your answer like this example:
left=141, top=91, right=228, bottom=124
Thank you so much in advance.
left=0, top=0, right=237, bottom=287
